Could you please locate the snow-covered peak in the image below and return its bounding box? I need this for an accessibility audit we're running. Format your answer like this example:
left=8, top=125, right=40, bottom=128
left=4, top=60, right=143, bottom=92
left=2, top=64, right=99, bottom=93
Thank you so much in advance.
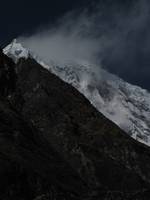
left=3, top=39, right=29, bottom=63
left=3, top=40, right=150, bottom=146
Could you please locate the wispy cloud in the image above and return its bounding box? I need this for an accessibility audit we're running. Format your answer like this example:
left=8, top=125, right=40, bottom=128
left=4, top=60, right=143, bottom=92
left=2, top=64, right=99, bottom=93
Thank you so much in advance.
left=18, top=0, right=150, bottom=89
left=18, top=10, right=101, bottom=65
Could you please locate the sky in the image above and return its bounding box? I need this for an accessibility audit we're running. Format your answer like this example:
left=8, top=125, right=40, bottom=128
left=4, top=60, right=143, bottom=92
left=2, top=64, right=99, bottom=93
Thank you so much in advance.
left=0, top=0, right=150, bottom=91
left=0, top=0, right=91, bottom=45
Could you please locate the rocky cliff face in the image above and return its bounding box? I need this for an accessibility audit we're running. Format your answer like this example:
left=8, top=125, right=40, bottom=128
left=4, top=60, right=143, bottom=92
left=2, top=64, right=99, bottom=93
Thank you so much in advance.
left=0, top=50, right=150, bottom=199
left=0, top=48, right=16, bottom=96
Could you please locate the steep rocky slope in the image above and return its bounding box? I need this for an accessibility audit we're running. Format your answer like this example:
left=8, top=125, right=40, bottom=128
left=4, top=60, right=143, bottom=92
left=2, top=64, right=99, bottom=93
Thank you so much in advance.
left=0, top=49, right=87, bottom=200
left=1, top=48, right=150, bottom=199
left=4, top=40, right=150, bottom=146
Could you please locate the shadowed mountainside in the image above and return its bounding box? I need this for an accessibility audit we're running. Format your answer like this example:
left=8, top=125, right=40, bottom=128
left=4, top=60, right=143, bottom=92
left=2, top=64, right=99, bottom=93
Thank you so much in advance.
left=0, top=50, right=150, bottom=199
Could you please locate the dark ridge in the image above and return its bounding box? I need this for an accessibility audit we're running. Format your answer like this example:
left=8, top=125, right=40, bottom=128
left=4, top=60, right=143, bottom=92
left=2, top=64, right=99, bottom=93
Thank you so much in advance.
left=0, top=51, right=150, bottom=199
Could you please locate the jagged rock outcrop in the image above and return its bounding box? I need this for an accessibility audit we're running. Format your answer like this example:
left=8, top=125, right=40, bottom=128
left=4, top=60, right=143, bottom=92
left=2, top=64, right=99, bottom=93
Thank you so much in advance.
left=0, top=51, right=150, bottom=199
left=0, top=48, right=16, bottom=96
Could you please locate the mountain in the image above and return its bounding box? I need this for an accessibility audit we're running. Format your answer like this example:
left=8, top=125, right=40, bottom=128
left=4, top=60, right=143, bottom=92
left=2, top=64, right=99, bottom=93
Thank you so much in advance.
left=4, top=39, right=150, bottom=146
left=0, top=40, right=150, bottom=199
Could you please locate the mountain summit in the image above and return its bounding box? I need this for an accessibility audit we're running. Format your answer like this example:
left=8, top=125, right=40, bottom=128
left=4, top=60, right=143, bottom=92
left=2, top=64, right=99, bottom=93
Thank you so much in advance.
left=4, top=39, right=150, bottom=146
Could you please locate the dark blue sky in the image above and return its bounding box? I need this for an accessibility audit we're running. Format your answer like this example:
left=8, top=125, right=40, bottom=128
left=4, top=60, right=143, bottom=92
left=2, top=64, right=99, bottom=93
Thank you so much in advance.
left=0, top=0, right=150, bottom=91
left=0, top=0, right=134, bottom=45
left=0, top=0, right=91, bottom=45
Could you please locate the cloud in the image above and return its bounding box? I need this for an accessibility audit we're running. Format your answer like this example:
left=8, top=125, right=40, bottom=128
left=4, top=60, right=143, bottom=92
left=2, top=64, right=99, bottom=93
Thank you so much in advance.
left=97, top=0, right=150, bottom=85
left=18, top=0, right=150, bottom=89
left=18, top=10, right=101, bottom=65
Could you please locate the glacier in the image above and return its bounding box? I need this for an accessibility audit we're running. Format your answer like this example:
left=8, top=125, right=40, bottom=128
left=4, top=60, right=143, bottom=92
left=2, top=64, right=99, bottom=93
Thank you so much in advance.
left=3, top=39, right=150, bottom=146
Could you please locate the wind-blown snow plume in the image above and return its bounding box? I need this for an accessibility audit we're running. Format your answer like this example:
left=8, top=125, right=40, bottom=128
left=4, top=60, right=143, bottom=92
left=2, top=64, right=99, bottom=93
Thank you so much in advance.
left=18, top=11, right=101, bottom=65
left=18, top=0, right=150, bottom=79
